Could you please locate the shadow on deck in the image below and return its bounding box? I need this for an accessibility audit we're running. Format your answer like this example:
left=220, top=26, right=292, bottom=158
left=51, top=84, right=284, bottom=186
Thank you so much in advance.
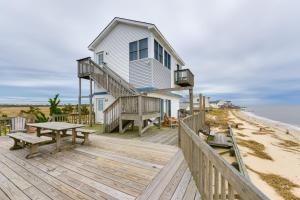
left=0, top=133, right=200, bottom=200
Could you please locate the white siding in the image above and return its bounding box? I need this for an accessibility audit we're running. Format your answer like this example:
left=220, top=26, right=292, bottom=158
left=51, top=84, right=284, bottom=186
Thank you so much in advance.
left=152, top=59, right=171, bottom=89
left=129, top=58, right=152, bottom=88
left=93, top=23, right=150, bottom=81
left=147, top=93, right=180, bottom=118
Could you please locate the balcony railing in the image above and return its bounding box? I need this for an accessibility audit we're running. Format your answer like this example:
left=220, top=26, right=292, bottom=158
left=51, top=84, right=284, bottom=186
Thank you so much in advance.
left=174, top=69, right=194, bottom=87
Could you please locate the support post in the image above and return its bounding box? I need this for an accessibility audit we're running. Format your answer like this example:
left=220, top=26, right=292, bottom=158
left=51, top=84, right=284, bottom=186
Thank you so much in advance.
left=119, top=97, right=122, bottom=133
left=189, top=88, right=193, bottom=115
left=202, top=95, right=206, bottom=126
left=89, top=76, right=93, bottom=127
left=178, top=111, right=181, bottom=147
left=138, top=95, right=143, bottom=136
left=199, top=94, right=203, bottom=130
left=78, top=77, right=82, bottom=124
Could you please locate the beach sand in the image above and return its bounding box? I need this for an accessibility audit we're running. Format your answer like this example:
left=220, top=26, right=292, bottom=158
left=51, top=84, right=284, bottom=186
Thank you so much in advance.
left=229, top=110, right=300, bottom=200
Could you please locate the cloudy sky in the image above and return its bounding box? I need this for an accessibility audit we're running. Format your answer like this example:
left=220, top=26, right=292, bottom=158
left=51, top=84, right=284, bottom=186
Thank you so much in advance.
left=0, top=0, right=299, bottom=105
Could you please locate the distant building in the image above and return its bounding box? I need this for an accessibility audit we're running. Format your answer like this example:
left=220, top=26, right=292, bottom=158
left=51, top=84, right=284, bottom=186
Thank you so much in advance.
left=180, top=95, right=210, bottom=111
left=209, top=100, right=234, bottom=108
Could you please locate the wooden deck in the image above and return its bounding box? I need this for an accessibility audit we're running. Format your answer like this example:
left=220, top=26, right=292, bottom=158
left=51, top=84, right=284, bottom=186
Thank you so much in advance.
left=0, top=134, right=200, bottom=200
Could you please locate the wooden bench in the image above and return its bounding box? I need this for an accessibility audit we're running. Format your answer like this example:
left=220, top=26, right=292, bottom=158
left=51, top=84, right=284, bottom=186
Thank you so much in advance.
left=75, top=128, right=96, bottom=145
left=8, top=133, right=52, bottom=159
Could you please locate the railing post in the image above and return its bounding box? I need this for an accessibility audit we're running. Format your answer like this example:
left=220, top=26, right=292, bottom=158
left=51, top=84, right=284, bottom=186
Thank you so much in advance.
left=138, top=95, right=143, bottom=136
left=178, top=112, right=181, bottom=147
left=89, top=75, right=93, bottom=127
left=78, top=77, right=82, bottom=124
left=119, top=97, right=122, bottom=133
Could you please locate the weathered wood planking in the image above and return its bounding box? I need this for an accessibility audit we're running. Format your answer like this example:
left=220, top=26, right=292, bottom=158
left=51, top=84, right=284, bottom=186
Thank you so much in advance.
left=0, top=134, right=200, bottom=200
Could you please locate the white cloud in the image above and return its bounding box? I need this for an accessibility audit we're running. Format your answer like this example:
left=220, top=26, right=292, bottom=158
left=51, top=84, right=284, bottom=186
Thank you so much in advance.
left=0, top=0, right=299, bottom=104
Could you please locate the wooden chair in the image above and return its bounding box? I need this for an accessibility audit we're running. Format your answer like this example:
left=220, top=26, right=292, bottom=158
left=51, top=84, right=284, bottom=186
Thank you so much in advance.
left=7, top=117, right=27, bottom=133
left=163, top=113, right=178, bottom=128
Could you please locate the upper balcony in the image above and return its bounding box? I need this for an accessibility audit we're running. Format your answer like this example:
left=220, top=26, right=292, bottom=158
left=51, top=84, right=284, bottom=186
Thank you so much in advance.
left=174, top=69, right=194, bottom=87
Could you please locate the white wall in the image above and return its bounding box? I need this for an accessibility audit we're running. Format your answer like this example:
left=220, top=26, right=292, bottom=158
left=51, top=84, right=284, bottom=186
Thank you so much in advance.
left=147, top=93, right=180, bottom=118
left=93, top=23, right=150, bottom=82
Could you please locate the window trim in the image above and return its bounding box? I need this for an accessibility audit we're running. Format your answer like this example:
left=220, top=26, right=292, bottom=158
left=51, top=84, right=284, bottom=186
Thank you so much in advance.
left=164, top=50, right=171, bottom=69
left=154, top=39, right=166, bottom=65
left=138, top=38, right=148, bottom=59
left=96, top=51, right=104, bottom=65
left=129, top=41, right=138, bottom=61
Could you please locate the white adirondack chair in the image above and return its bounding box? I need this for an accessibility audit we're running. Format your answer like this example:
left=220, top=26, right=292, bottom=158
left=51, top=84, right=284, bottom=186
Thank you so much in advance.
left=8, top=117, right=27, bottom=133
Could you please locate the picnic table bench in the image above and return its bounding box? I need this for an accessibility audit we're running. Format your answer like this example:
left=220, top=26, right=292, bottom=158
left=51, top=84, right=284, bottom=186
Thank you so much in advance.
left=8, top=132, right=52, bottom=159
left=75, top=128, right=96, bottom=145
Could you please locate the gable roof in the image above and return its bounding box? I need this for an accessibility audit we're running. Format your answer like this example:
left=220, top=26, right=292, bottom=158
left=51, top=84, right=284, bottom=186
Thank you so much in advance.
left=88, top=17, right=185, bottom=66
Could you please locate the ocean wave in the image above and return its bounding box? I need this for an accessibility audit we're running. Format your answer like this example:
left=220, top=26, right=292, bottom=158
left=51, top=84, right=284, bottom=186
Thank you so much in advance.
left=241, top=111, right=300, bottom=132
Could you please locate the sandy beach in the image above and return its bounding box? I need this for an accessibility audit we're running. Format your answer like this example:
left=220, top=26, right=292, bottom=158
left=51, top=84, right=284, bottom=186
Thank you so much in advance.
left=229, top=110, right=300, bottom=200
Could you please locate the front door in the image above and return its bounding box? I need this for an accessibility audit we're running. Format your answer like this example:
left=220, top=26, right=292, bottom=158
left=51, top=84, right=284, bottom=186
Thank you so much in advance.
left=96, top=98, right=104, bottom=123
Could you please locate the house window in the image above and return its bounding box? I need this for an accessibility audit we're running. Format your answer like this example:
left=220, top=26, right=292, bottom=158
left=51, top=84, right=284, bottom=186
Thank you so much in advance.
left=154, top=40, right=159, bottom=60
left=158, top=44, right=163, bottom=63
left=139, top=38, right=148, bottom=59
left=164, top=50, right=171, bottom=69
left=129, top=38, right=148, bottom=61
left=97, top=99, right=104, bottom=111
left=97, top=52, right=104, bottom=65
left=154, top=39, right=163, bottom=63
left=129, top=41, right=138, bottom=61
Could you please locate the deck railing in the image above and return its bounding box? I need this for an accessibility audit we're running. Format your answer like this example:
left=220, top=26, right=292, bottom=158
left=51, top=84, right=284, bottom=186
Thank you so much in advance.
left=174, top=69, right=194, bottom=87
left=103, top=95, right=160, bottom=133
left=179, top=113, right=269, bottom=200
left=51, top=113, right=95, bottom=125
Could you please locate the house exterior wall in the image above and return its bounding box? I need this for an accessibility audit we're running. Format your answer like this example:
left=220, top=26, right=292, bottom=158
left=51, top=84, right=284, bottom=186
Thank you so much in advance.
left=147, top=93, right=180, bottom=118
left=152, top=58, right=171, bottom=89
left=93, top=23, right=150, bottom=82
left=129, top=58, right=152, bottom=88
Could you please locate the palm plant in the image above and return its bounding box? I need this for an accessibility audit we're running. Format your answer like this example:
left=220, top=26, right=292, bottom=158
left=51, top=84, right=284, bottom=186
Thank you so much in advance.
left=35, top=112, right=49, bottom=122
left=48, top=94, right=62, bottom=116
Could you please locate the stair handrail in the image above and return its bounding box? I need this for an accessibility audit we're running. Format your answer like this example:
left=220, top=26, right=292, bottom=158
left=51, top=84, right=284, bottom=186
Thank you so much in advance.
left=87, top=58, right=139, bottom=95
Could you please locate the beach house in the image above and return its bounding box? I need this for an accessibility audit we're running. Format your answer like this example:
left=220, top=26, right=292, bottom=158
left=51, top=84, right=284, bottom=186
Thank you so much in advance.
left=86, top=17, right=188, bottom=123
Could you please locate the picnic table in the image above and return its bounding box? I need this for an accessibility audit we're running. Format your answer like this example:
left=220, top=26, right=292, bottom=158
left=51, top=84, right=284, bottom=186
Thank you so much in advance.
left=27, top=122, right=84, bottom=152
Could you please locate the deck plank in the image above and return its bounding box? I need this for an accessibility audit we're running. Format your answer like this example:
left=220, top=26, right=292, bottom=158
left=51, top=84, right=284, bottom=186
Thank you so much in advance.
left=0, top=170, right=31, bottom=200
left=137, top=150, right=184, bottom=200
left=171, top=169, right=192, bottom=200
left=0, top=188, right=10, bottom=200
left=160, top=161, right=188, bottom=200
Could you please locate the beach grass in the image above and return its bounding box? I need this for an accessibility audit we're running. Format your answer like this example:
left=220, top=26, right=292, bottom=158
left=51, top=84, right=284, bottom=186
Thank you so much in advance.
left=247, top=166, right=300, bottom=200
left=206, top=108, right=229, bottom=130
left=237, top=138, right=273, bottom=160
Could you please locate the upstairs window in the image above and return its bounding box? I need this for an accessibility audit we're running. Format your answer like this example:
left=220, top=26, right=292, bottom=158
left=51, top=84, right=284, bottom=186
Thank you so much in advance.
left=129, top=41, right=138, bottom=61
left=129, top=38, right=148, bottom=61
left=139, top=38, right=148, bottom=59
left=164, top=50, right=171, bottom=69
left=154, top=40, right=159, bottom=60
left=158, top=45, right=163, bottom=63
left=154, top=39, right=163, bottom=63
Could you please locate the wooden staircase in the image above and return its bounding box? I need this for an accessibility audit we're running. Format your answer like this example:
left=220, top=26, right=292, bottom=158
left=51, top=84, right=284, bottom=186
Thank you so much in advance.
left=77, top=57, right=138, bottom=98
left=77, top=57, right=160, bottom=134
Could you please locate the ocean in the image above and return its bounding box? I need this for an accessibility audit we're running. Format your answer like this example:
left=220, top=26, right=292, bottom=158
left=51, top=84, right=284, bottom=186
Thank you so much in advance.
left=245, top=105, right=300, bottom=127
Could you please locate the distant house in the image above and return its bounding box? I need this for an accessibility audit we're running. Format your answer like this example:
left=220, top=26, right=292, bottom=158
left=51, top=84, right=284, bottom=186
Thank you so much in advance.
left=87, top=17, right=186, bottom=123
left=209, top=100, right=233, bottom=108
left=180, top=95, right=210, bottom=111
